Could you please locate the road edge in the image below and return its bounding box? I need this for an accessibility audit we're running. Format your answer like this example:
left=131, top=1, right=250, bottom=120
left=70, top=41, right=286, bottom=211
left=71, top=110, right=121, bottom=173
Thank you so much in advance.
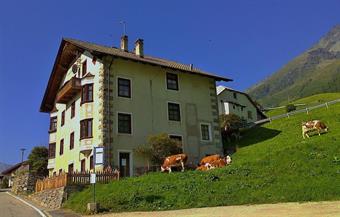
left=6, top=191, right=48, bottom=217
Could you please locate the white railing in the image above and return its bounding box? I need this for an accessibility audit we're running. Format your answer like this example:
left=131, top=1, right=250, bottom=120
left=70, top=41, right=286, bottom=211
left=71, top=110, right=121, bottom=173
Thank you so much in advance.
left=254, top=98, right=340, bottom=125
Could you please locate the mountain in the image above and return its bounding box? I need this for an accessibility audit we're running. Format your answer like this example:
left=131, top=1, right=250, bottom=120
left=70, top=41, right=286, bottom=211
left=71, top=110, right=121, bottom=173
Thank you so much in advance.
left=0, top=162, right=12, bottom=173
left=247, top=25, right=340, bottom=106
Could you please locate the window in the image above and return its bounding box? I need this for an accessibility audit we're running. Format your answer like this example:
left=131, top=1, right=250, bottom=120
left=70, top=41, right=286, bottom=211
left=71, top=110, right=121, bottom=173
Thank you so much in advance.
left=71, top=102, right=75, bottom=118
left=166, top=73, right=179, bottom=90
left=48, top=143, right=56, bottom=159
left=248, top=111, right=253, bottom=119
left=61, top=110, right=65, bottom=126
left=233, top=92, right=237, bottom=99
left=70, top=132, right=74, bottom=150
left=169, top=135, right=183, bottom=145
left=81, top=84, right=93, bottom=104
left=168, top=102, right=181, bottom=121
left=118, top=78, right=131, bottom=98
left=59, top=169, right=62, bottom=174
left=118, top=113, right=132, bottom=134
left=82, top=60, right=87, bottom=76
left=90, top=155, right=94, bottom=170
left=81, top=159, right=86, bottom=172
left=68, top=163, right=74, bottom=173
left=59, top=139, right=64, bottom=155
left=80, top=119, right=92, bottom=139
left=200, top=123, right=211, bottom=141
left=49, top=117, right=57, bottom=132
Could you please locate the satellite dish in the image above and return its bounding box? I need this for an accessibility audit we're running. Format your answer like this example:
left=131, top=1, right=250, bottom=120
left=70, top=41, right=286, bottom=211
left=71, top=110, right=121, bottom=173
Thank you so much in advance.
left=72, top=64, right=78, bottom=74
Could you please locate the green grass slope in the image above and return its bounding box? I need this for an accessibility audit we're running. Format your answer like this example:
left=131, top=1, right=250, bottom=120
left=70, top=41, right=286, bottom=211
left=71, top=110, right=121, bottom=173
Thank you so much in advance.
left=265, top=92, right=340, bottom=117
left=64, top=104, right=340, bottom=214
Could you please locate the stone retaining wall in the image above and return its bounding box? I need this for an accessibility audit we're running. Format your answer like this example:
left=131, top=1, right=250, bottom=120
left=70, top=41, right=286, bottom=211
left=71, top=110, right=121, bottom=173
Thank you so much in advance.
left=29, top=187, right=66, bottom=209
left=11, top=172, right=39, bottom=194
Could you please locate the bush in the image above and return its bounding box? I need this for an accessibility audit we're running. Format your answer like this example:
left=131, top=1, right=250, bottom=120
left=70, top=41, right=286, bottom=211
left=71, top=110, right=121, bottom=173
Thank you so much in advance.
left=286, top=104, right=296, bottom=113
left=1, top=177, right=9, bottom=189
left=134, top=133, right=182, bottom=165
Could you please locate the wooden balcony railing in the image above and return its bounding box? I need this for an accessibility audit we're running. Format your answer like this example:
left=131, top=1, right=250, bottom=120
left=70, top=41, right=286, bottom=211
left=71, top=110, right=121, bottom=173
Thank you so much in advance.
left=56, top=77, right=81, bottom=104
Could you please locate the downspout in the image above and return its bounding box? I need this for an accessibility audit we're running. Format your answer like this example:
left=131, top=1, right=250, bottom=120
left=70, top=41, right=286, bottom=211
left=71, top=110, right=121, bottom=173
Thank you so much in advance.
left=106, top=57, right=114, bottom=167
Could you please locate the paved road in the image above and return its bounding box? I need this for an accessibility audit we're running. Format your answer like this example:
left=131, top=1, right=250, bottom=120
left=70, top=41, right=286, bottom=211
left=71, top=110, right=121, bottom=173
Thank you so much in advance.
left=88, top=201, right=340, bottom=217
left=0, top=191, right=41, bottom=217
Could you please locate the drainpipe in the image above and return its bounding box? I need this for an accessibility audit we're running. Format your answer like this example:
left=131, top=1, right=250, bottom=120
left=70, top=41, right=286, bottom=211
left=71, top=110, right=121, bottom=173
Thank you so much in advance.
left=106, top=57, right=114, bottom=168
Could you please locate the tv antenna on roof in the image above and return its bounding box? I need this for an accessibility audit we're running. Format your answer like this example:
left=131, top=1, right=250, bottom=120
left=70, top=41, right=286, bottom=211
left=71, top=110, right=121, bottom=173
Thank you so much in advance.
left=119, top=20, right=127, bottom=35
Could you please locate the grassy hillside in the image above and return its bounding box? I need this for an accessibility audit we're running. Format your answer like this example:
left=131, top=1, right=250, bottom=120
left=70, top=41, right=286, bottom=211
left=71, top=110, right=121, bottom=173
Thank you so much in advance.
left=247, top=25, right=340, bottom=106
left=265, top=92, right=340, bottom=117
left=64, top=103, right=340, bottom=214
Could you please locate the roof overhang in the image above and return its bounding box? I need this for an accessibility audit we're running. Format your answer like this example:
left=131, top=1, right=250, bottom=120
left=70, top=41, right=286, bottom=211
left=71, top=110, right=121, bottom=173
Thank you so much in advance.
left=40, top=38, right=233, bottom=113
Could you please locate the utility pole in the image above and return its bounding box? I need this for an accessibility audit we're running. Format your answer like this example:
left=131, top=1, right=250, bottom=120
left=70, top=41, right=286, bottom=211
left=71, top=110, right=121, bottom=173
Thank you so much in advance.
left=20, top=148, right=26, bottom=162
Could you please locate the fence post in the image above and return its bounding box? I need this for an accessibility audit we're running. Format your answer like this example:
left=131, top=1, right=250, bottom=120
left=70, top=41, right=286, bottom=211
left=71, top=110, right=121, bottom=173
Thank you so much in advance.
left=325, top=102, right=329, bottom=109
left=306, top=108, right=309, bottom=114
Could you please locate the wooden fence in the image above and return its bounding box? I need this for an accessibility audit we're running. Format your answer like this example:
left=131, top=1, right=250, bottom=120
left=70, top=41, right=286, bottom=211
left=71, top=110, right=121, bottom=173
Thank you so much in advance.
left=35, top=170, right=120, bottom=192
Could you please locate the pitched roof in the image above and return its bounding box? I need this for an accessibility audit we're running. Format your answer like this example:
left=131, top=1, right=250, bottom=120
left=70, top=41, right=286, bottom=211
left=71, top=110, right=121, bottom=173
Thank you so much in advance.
left=1, top=161, right=28, bottom=175
left=217, top=85, right=267, bottom=119
left=40, top=38, right=232, bottom=112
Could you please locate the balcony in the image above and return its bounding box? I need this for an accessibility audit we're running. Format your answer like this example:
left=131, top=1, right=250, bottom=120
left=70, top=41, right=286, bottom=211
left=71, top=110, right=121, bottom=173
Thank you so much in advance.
left=56, top=77, right=81, bottom=104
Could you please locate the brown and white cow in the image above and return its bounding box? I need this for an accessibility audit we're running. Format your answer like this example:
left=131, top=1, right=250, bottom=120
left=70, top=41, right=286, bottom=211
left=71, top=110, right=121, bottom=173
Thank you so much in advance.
left=199, top=154, right=221, bottom=166
left=161, top=153, right=188, bottom=173
left=302, top=120, right=328, bottom=139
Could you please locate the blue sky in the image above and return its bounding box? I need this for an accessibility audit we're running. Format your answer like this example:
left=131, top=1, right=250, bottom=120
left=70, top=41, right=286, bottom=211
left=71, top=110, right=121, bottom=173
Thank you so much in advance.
left=0, top=0, right=339, bottom=164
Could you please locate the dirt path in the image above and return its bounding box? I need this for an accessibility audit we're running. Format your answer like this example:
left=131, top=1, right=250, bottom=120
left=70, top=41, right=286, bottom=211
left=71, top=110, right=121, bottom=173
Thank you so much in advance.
left=87, top=201, right=340, bottom=217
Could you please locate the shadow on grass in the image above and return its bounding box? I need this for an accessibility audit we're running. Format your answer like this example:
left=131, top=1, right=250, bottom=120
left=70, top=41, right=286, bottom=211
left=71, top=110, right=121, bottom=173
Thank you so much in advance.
left=224, top=126, right=282, bottom=153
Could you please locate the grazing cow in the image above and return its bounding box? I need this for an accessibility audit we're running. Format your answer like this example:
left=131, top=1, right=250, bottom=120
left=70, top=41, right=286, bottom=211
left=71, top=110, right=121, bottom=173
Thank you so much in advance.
left=302, top=120, right=328, bottom=139
left=161, top=154, right=188, bottom=173
left=196, top=164, right=210, bottom=171
left=199, top=154, right=221, bottom=166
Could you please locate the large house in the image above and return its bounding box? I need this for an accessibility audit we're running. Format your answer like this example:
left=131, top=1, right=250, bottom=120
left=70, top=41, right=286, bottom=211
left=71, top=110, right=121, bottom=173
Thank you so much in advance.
left=217, top=85, right=266, bottom=123
left=40, top=36, right=231, bottom=177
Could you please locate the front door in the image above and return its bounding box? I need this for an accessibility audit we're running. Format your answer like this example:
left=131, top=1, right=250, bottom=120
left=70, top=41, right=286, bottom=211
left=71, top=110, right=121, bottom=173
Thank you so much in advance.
left=119, top=152, right=130, bottom=177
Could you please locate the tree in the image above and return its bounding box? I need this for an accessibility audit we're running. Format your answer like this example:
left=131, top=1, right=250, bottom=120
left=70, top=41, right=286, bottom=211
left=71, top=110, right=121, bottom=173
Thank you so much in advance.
left=27, top=146, right=48, bottom=177
left=134, top=133, right=182, bottom=165
left=286, top=104, right=296, bottom=113
left=219, top=113, right=243, bottom=130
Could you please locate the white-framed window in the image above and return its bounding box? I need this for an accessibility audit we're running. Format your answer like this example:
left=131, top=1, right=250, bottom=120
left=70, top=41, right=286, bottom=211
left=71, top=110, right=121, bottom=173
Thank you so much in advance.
left=169, top=134, right=183, bottom=144
left=117, top=112, right=132, bottom=134
left=200, top=123, right=212, bottom=142
left=117, top=77, right=131, bottom=98
left=166, top=73, right=179, bottom=90
left=167, top=102, right=181, bottom=121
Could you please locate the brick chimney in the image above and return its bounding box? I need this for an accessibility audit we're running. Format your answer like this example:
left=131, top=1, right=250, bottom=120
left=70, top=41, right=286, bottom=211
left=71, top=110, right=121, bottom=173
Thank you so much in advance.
left=120, top=35, right=128, bottom=51
left=134, top=39, right=144, bottom=57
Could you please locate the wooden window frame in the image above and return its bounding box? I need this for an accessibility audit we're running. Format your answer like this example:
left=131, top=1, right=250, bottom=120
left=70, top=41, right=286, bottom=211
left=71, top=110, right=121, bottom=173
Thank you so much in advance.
left=82, top=60, right=87, bottom=77
left=81, top=84, right=93, bottom=104
left=48, top=143, right=56, bottom=159
left=61, top=110, right=65, bottom=126
left=117, top=113, right=132, bottom=134
left=70, top=132, right=74, bottom=150
left=80, top=119, right=93, bottom=140
left=118, top=77, right=131, bottom=98
left=71, top=101, right=75, bottom=118
left=81, top=159, right=86, bottom=172
left=90, top=155, right=94, bottom=170
left=166, top=73, right=179, bottom=91
left=49, top=117, right=57, bottom=133
left=168, top=102, right=181, bottom=121
left=59, top=139, right=64, bottom=155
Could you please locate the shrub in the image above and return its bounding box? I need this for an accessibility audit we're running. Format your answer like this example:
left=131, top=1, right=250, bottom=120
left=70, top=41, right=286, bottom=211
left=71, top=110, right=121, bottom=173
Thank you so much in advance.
left=286, top=104, right=296, bottom=113
left=1, top=177, right=9, bottom=189
left=134, top=133, right=182, bottom=165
